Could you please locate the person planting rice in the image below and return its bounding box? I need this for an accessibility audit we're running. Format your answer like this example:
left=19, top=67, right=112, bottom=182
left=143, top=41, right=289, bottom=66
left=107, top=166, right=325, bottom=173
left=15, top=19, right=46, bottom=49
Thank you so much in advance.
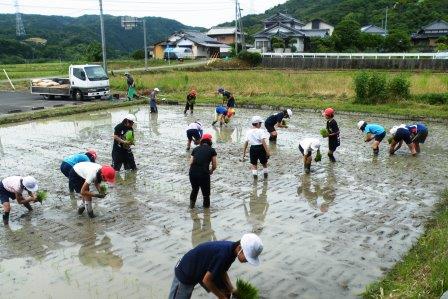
left=186, top=121, right=204, bottom=151
left=299, top=138, right=322, bottom=174
left=322, top=108, right=340, bottom=162
left=68, top=162, right=115, bottom=218
left=1, top=176, right=39, bottom=225
left=60, top=149, right=97, bottom=192
left=405, top=123, right=428, bottom=153
left=112, top=114, right=137, bottom=171
left=389, top=125, right=417, bottom=156
left=217, top=87, right=236, bottom=109
left=168, top=233, right=263, bottom=299
left=264, top=109, right=292, bottom=142
left=242, top=116, right=271, bottom=180
left=124, top=73, right=136, bottom=100
left=189, top=133, right=217, bottom=209
left=357, top=121, right=386, bottom=155
left=212, top=105, right=228, bottom=127
left=149, top=87, right=160, bottom=113
left=184, top=90, right=197, bottom=115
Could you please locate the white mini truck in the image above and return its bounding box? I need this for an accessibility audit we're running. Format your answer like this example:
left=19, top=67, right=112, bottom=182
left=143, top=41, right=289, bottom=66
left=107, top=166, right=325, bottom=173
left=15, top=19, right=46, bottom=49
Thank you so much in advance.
left=30, top=64, right=110, bottom=100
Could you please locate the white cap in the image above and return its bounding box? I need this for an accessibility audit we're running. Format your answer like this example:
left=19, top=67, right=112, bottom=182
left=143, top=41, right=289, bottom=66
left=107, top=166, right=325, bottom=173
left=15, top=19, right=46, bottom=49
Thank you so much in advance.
left=286, top=109, right=293, bottom=117
left=124, top=114, right=136, bottom=123
left=23, top=176, right=38, bottom=192
left=251, top=116, right=263, bottom=124
left=154, top=88, right=160, bottom=92
left=357, top=120, right=366, bottom=130
left=390, top=125, right=399, bottom=135
left=241, top=233, right=263, bottom=266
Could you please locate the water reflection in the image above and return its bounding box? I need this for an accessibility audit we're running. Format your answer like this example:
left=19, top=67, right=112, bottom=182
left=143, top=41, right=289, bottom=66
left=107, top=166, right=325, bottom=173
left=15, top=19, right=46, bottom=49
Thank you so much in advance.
left=244, top=181, right=269, bottom=233
left=213, top=127, right=234, bottom=143
left=297, top=171, right=336, bottom=213
left=190, top=209, right=216, bottom=247
left=149, top=111, right=160, bottom=136
left=78, top=223, right=123, bottom=270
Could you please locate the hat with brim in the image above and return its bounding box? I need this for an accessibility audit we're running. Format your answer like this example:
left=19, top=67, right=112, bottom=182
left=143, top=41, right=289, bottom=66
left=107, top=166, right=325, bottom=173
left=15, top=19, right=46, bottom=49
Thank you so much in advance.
left=241, top=233, right=263, bottom=266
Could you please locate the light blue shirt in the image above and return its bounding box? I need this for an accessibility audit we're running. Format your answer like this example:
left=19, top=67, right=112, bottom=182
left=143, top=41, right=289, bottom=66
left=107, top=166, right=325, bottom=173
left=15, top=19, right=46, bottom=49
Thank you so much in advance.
left=63, top=153, right=90, bottom=166
left=364, top=124, right=385, bottom=136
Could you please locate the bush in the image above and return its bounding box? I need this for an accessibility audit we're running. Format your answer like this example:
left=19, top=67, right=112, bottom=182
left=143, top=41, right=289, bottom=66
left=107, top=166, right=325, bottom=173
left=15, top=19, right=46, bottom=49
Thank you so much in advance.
left=354, top=71, right=387, bottom=104
left=354, top=71, right=369, bottom=103
left=237, top=51, right=262, bottom=66
left=388, top=75, right=411, bottom=101
left=414, top=93, right=448, bottom=105
left=131, top=49, right=145, bottom=60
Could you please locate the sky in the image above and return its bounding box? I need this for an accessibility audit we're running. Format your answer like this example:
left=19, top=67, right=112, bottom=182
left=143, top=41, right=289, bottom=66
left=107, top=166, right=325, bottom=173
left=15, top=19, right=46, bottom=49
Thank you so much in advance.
left=0, top=0, right=288, bottom=28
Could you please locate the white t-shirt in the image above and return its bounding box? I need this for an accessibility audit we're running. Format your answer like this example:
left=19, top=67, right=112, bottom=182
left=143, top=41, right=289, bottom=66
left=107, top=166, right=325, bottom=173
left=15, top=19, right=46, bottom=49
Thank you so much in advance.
left=299, top=138, right=321, bottom=153
left=1, top=176, right=23, bottom=193
left=187, top=122, right=203, bottom=131
left=73, top=162, right=102, bottom=184
left=246, top=128, right=269, bottom=146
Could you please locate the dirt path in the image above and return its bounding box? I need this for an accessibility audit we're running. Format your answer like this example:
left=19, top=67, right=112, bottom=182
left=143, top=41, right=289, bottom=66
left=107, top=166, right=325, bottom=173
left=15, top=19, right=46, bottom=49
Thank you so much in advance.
left=0, top=106, right=447, bottom=298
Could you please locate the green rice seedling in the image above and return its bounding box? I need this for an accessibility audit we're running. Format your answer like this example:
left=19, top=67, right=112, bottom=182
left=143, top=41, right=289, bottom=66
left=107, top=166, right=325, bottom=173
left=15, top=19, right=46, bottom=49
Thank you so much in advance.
left=124, top=130, right=135, bottom=144
left=281, top=119, right=288, bottom=128
left=388, top=136, right=394, bottom=144
left=36, top=190, right=47, bottom=203
left=234, top=278, right=259, bottom=299
left=99, top=184, right=108, bottom=194
left=315, top=150, right=322, bottom=162
left=320, top=128, right=329, bottom=138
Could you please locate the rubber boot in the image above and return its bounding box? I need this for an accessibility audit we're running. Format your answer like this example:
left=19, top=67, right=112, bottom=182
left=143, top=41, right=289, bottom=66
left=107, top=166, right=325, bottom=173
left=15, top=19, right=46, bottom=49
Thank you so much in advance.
left=212, top=121, right=217, bottom=126
left=78, top=203, right=85, bottom=215
left=328, top=153, right=336, bottom=162
left=189, top=199, right=196, bottom=209
left=269, top=135, right=277, bottom=142
left=305, top=164, right=311, bottom=174
left=3, top=212, right=9, bottom=225
left=88, top=211, right=96, bottom=218
left=23, top=202, right=33, bottom=211
left=373, top=148, right=379, bottom=156
left=203, top=197, right=210, bottom=208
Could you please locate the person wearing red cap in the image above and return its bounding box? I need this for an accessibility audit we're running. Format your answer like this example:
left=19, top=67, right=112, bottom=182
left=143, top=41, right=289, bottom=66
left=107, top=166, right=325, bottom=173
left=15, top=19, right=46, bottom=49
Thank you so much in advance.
left=322, top=108, right=340, bottom=162
left=112, top=114, right=137, bottom=171
left=60, top=149, right=97, bottom=192
left=189, top=133, right=217, bottom=209
left=184, top=90, right=197, bottom=115
left=68, top=162, right=115, bottom=218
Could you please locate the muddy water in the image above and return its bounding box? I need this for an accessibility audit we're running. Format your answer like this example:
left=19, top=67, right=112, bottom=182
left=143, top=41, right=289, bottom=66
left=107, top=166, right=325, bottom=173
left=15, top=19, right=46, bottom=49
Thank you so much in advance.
left=0, top=105, right=447, bottom=298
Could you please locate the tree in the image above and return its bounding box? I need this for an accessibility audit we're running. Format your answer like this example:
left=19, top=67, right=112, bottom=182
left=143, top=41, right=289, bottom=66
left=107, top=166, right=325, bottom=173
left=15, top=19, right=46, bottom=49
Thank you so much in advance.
left=131, top=49, right=145, bottom=60
left=332, top=17, right=362, bottom=52
left=359, top=33, right=385, bottom=52
left=308, top=37, right=335, bottom=52
left=84, top=42, right=102, bottom=62
left=436, top=36, right=448, bottom=51
left=384, top=30, right=411, bottom=52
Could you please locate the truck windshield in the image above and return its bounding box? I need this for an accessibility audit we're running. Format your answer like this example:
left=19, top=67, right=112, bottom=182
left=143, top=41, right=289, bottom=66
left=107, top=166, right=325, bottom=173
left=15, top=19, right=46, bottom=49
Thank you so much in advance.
left=84, top=66, right=108, bottom=81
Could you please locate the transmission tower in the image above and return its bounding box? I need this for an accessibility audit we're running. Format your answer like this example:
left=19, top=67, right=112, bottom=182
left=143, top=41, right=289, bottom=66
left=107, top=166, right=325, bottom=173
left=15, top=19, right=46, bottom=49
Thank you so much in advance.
left=15, top=0, right=26, bottom=36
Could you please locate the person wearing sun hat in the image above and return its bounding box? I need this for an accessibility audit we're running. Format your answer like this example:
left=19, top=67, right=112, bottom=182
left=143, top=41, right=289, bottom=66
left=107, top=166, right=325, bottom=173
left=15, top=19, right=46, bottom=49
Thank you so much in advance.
left=299, top=137, right=322, bottom=174
left=1, top=175, right=39, bottom=225
left=112, top=114, right=137, bottom=171
left=242, top=116, right=271, bottom=180
left=168, top=233, right=263, bottom=299
left=60, top=149, right=97, bottom=192
left=69, top=162, right=115, bottom=218
left=149, top=87, right=160, bottom=113
left=189, top=133, right=217, bottom=209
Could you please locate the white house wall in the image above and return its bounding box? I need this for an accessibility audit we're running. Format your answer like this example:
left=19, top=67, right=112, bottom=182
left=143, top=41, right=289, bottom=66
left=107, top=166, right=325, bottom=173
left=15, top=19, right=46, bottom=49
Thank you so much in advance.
left=303, top=22, right=334, bottom=35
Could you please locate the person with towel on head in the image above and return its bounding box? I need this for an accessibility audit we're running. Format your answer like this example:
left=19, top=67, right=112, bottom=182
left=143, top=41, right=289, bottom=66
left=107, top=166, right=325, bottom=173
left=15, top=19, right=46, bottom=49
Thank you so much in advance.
left=168, top=233, right=263, bottom=299
left=1, top=175, right=39, bottom=225
left=242, top=116, right=271, bottom=180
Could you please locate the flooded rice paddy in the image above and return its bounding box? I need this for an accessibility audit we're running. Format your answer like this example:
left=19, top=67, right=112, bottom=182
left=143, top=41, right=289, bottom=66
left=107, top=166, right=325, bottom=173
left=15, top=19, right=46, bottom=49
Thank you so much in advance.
left=0, top=105, right=447, bottom=298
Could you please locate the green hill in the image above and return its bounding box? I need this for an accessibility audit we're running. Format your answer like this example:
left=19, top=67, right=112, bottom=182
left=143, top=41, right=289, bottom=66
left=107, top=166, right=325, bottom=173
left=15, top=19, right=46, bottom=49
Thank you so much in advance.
left=0, top=14, right=203, bottom=63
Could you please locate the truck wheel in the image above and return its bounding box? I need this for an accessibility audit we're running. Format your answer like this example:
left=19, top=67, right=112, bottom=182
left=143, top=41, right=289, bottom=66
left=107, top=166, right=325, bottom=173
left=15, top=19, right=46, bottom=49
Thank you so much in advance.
left=42, top=95, right=55, bottom=100
left=72, top=90, right=83, bottom=101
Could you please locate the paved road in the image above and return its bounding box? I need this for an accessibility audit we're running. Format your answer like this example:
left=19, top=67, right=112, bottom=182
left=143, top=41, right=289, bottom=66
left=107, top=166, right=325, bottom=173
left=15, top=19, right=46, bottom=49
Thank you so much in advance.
left=0, top=91, right=79, bottom=114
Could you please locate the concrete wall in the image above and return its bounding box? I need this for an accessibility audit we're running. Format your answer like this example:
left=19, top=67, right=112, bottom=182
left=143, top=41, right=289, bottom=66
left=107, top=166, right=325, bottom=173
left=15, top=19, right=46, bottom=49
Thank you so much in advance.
left=262, top=57, right=448, bottom=70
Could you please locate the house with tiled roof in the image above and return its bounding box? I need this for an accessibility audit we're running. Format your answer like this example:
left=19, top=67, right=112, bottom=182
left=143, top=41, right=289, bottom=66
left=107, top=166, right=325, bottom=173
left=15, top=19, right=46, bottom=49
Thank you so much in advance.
left=412, top=20, right=448, bottom=47
left=253, top=13, right=333, bottom=53
left=206, top=27, right=243, bottom=45
left=361, top=25, right=388, bottom=36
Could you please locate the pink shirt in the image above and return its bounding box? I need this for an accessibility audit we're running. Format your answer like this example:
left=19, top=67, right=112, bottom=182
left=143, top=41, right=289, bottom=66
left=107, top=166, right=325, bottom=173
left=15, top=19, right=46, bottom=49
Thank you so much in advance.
left=2, top=176, right=23, bottom=193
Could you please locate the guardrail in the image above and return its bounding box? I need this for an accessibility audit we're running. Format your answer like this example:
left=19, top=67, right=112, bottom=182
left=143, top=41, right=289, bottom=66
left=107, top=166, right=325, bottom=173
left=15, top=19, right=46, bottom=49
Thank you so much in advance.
left=261, top=52, right=444, bottom=59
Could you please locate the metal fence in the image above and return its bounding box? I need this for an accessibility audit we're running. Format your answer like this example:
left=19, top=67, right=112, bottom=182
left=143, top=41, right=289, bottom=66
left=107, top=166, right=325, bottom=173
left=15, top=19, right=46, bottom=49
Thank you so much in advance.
left=261, top=52, right=446, bottom=59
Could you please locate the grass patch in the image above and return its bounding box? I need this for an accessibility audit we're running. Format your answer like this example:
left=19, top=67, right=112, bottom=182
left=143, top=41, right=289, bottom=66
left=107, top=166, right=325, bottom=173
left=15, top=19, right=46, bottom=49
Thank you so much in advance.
left=363, top=190, right=448, bottom=299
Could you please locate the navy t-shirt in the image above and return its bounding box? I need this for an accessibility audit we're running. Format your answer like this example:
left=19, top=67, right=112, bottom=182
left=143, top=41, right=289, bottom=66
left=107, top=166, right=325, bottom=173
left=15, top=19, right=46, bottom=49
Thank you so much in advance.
left=265, top=112, right=284, bottom=126
left=175, top=241, right=237, bottom=285
left=394, top=128, right=412, bottom=144
left=113, top=122, right=133, bottom=153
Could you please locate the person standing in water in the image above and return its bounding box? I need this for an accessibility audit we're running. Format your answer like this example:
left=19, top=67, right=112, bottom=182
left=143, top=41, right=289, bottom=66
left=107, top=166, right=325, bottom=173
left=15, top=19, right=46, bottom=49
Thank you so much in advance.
left=357, top=121, right=386, bottom=155
left=1, top=176, right=39, bottom=225
left=149, top=87, right=160, bottom=113
left=264, top=109, right=292, bottom=142
left=184, top=90, right=197, bottom=115
left=242, top=116, right=271, bottom=180
left=112, top=114, right=137, bottom=171
left=322, top=108, right=340, bottom=162
left=189, top=134, right=217, bottom=209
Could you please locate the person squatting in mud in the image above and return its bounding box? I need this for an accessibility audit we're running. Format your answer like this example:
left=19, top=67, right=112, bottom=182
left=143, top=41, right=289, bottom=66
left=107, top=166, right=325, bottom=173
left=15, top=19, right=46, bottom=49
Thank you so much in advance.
left=189, top=133, right=217, bottom=209
left=184, top=89, right=197, bottom=115
left=60, top=149, right=97, bottom=192
left=389, top=125, right=417, bottom=156
left=69, top=162, right=116, bottom=218
left=357, top=121, right=386, bottom=155
left=242, top=116, right=271, bottom=180
left=405, top=123, right=428, bottom=153
left=168, top=233, right=263, bottom=299
left=322, top=108, right=340, bottom=162
left=299, top=137, right=322, bottom=174
left=186, top=121, right=204, bottom=151
left=264, top=109, right=292, bottom=142
left=112, top=114, right=137, bottom=171
left=1, top=176, right=39, bottom=225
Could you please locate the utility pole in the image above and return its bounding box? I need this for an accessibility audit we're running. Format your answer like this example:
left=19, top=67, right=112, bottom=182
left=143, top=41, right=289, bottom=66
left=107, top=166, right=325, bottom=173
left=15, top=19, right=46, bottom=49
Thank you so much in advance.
left=384, top=7, right=388, bottom=33
left=99, top=0, right=107, bottom=73
left=15, top=0, right=26, bottom=37
left=234, top=0, right=238, bottom=55
left=238, top=3, right=245, bottom=50
left=143, top=18, right=148, bottom=70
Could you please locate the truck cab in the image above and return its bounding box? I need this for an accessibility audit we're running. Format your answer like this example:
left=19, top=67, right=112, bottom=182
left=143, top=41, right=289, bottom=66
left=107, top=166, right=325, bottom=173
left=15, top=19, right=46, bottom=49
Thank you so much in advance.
left=69, top=65, right=110, bottom=100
